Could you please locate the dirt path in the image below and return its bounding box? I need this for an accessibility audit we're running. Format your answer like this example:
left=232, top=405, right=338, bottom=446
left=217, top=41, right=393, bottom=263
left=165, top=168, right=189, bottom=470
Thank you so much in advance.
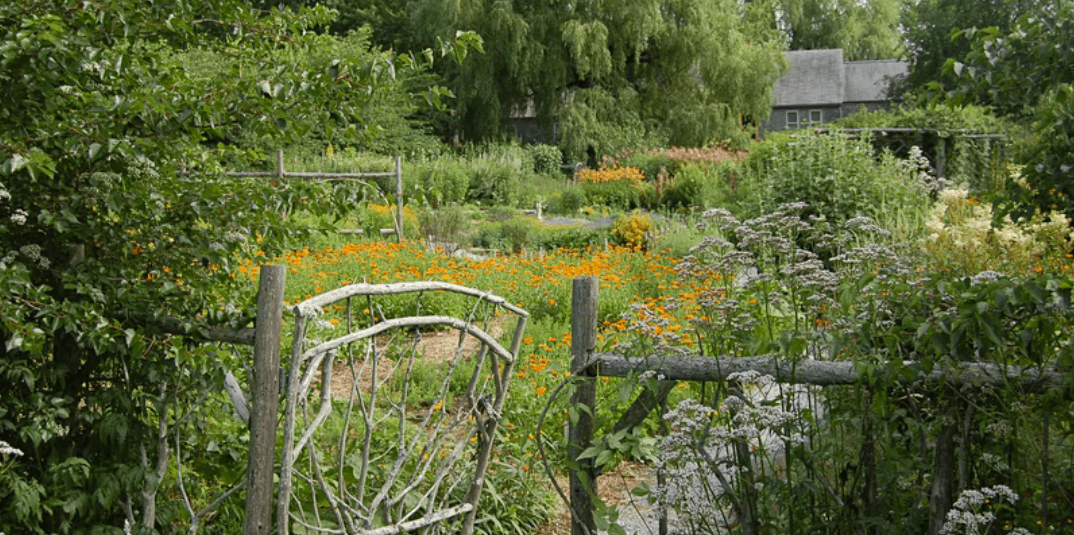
left=533, top=462, right=656, bottom=535
left=326, top=317, right=510, bottom=399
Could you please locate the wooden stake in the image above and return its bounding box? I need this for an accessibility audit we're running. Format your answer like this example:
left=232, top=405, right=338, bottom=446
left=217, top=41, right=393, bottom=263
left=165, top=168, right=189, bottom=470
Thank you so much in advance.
left=243, top=265, right=285, bottom=535
left=569, top=277, right=598, bottom=535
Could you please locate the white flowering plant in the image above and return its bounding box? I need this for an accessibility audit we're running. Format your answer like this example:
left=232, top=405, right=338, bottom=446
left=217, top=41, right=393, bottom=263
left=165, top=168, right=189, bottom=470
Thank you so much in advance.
left=922, top=185, right=1073, bottom=277
left=596, top=201, right=1074, bottom=535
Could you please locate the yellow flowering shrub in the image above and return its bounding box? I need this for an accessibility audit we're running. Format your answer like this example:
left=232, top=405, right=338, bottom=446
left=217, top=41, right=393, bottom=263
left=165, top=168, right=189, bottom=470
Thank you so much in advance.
left=613, top=214, right=654, bottom=250
left=921, top=188, right=1073, bottom=276
left=576, top=166, right=645, bottom=183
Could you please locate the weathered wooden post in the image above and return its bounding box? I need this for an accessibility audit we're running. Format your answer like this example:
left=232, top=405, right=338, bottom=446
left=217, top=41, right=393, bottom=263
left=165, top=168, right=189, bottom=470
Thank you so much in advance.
left=243, top=265, right=286, bottom=535
left=569, top=277, right=599, bottom=535
left=395, top=156, right=404, bottom=242
left=936, top=134, right=946, bottom=179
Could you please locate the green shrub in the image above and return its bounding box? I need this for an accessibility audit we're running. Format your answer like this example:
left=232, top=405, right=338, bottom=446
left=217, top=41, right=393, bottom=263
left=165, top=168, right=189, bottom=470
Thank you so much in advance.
left=467, top=160, right=520, bottom=206
left=500, top=217, right=536, bottom=253
left=653, top=218, right=708, bottom=258
left=534, top=225, right=608, bottom=250
left=620, top=151, right=682, bottom=185
left=516, top=172, right=566, bottom=210
left=1005, top=84, right=1074, bottom=226
left=471, top=222, right=505, bottom=250
left=744, top=130, right=931, bottom=239
left=660, top=165, right=705, bottom=210
left=528, top=143, right=563, bottom=175
left=581, top=179, right=656, bottom=210
left=419, top=205, right=470, bottom=244
left=547, top=186, right=586, bottom=215
left=413, top=159, right=471, bottom=207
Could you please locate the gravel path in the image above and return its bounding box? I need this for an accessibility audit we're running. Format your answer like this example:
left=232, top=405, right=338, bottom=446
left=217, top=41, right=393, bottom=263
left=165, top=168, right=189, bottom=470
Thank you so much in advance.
left=591, top=381, right=824, bottom=535
left=540, top=215, right=618, bottom=230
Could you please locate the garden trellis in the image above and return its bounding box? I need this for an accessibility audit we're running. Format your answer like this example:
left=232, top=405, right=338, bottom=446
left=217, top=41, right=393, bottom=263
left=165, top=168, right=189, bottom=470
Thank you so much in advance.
left=813, top=127, right=1009, bottom=191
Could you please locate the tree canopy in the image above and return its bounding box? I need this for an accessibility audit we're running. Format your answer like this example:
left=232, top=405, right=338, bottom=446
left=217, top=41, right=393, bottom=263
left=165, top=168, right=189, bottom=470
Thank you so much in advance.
left=408, top=0, right=787, bottom=159
left=936, top=0, right=1074, bottom=224
left=777, top=0, right=904, bottom=60
left=0, top=1, right=462, bottom=531
left=897, top=0, right=1029, bottom=98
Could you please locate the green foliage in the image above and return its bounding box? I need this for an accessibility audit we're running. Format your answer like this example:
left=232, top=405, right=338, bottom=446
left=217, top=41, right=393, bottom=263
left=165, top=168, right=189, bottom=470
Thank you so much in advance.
left=659, top=166, right=705, bottom=211
left=498, top=218, right=537, bottom=254
left=835, top=105, right=1014, bottom=193
left=468, top=161, right=520, bottom=206
left=939, top=1, right=1074, bottom=119
left=413, top=159, right=471, bottom=207
left=534, top=226, right=608, bottom=251
left=836, top=104, right=1008, bottom=132
left=515, top=173, right=569, bottom=212
left=175, top=25, right=450, bottom=159
left=546, top=186, right=587, bottom=216
left=419, top=205, right=470, bottom=244
left=559, top=87, right=661, bottom=164
left=462, top=144, right=533, bottom=206
left=0, top=0, right=473, bottom=531
left=609, top=204, right=1074, bottom=534
left=618, top=151, right=682, bottom=187
left=1003, top=85, right=1074, bottom=226
left=412, top=0, right=786, bottom=155
left=528, top=144, right=563, bottom=176
left=743, top=131, right=932, bottom=238
left=581, top=180, right=656, bottom=211
left=896, top=0, right=1024, bottom=98
left=778, top=0, right=904, bottom=60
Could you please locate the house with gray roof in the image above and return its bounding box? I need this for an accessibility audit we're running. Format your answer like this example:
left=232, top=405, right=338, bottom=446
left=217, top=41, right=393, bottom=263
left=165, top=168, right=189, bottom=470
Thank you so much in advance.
left=761, top=49, right=908, bottom=134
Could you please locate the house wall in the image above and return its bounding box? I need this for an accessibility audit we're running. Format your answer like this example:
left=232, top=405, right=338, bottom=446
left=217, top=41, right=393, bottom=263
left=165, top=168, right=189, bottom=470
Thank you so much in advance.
left=760, top=106, right=841, bottom=135
left=839, top=101, right=893, bottom=119
left=509, top=117, right=556, bottom=145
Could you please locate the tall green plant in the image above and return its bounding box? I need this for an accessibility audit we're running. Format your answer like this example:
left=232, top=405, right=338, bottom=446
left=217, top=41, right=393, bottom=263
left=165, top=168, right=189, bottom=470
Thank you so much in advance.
left=744, top=131, right=931, bottom=240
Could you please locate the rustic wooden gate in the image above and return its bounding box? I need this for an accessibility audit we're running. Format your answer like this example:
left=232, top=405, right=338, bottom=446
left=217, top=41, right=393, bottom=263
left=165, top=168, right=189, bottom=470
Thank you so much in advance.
left=275, top=281, right=527, bottom=535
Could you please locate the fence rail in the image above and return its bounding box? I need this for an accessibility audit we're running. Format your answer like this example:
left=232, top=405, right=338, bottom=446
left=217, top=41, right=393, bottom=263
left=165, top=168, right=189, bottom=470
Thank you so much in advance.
left=185, top=149, right=406, bottom=241
left=560, top=277, right=1070, bottom=535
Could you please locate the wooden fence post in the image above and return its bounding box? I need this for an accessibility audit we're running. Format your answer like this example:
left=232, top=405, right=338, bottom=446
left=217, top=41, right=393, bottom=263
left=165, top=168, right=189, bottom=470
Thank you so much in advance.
left=569, top=277, right=599, bottom=535
left=395, top=156, right=404, bottom=242
left=243, top=265, right=286, bottom=535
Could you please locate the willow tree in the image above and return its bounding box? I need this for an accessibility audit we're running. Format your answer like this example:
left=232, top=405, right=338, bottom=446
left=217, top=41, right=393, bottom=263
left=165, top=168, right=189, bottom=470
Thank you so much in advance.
left=413, top=0, right=787, bottom=159
left=777, top=0, right=904, bottom=60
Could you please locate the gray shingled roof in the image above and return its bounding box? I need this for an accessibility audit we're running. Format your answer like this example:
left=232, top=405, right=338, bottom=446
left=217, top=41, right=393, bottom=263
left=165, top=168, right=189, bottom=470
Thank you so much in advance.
left=844, top=60, right=908, bottom=102
left=772, top=49, right=909, bottom=107
left=773, top=49, right=845, bottom=107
